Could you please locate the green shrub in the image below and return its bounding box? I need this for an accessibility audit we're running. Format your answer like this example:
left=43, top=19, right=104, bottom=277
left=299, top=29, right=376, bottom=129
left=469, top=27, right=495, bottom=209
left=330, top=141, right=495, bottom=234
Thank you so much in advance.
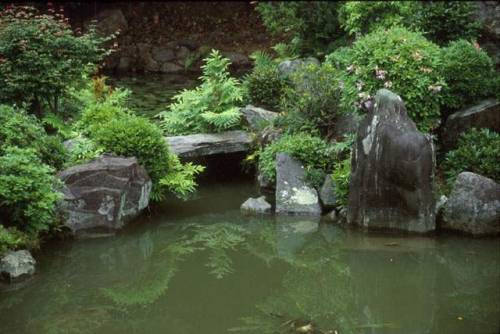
left=257, top=133, right=334, bottom=186
left=243, top=51, right=288, bottom=111
left=331, top=157, right=351, bottom=209
left=442, top=128, right=500, bottom=186
left=440, top=40, right=498, bottom=111
left=0, top=105, right=67, bottom=170
left=279, top=62, right=342, bottom=136
left=339, top=1, right=417, bottom=37
left=92, top=115, right=204, bottom=201
left=0, top=5, right=111, bottom=116
left=0, top=225, right=31, bottom=255
left=327, top=26, right=445, bottom=132
left=338, top=1, right=479, bottom=45
left=75, top=82, right=132, bottom=137
left=0, top=147, right=62, bottom=235
left=65, top=136, right=104, bottom=167
left=159, top=50, right=243, bottom=135
left=414, top=1, right=480, bottom=45
left=255, top=1, right=344, bottom=56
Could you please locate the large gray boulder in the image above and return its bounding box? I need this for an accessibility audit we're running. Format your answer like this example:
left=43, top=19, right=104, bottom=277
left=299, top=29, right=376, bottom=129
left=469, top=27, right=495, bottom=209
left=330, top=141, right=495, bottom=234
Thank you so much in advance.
left=241, top=196, right=272, bottom=215
left=165, top=130, right=253, bottom=159
left=241, top=105, right=278, bottom=131
left=442, top=99, right=500, bottom=150
left=0, top=250, right=35, bottom=282
left=347, top=89, right=436, bottom=233
left=442, top=172, right=500, bottom=236
left=275, top=153, right=321, bottom=216
left=58, top=155, right=152, bottom=234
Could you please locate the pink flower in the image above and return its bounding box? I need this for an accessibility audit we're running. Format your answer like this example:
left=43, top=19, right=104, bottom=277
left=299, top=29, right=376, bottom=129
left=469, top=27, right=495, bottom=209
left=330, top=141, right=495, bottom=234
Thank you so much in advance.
left=375, top=66, right=386, bottom=80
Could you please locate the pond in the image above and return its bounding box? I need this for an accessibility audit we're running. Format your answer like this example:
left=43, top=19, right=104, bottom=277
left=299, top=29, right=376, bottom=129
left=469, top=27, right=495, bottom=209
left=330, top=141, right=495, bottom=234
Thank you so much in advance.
left=0, top=180, right=499, bottom=334
left=108, top=73, right=200, bottom=118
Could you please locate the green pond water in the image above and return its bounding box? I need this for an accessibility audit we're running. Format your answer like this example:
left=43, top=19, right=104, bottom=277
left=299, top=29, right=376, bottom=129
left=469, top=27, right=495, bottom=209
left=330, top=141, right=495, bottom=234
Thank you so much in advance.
left=108, top=73, right=199, bottom=118
left=0, top=180, right=499, bottom=334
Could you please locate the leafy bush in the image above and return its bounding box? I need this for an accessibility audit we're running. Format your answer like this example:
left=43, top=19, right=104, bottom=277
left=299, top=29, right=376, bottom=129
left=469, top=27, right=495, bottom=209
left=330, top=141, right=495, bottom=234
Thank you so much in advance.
left=442, top=128, right=500, bottom=185
left=440, top=40, right=498, bottom=111
left=327, top=26, right=445, bottom=132
left=159, top=50, right=243, bottom=135
left=414, top=1, right=480, bottom=45
left=255, top=1, right=344, bottom=56
left=339, top=1, right=417, bottom=36
left=0, top=105, right=67, bottom=170
left=0, top=5, right=111, bottom=116
left=279, top=62, right=342, bottom=136
left=243, top=51, right=288, bottom=111
left=75, top=81, right=132, bottom=137
left=92, top=115, right=204, bottom=201
left=0, top=147, right=62, bottom=235
left=338, top=1, right=479, bottom=45
left=257, top=133, right=334, bottom=186
left=65, top=136, right=104, bottom=167
left=331, top=157, right=351, bottom=209
left=0, top=225, right=31, bottom=255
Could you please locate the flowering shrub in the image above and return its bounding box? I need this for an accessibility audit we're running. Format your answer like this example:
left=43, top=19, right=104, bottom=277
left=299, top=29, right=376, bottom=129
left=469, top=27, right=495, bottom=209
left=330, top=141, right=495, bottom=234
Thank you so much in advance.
left=327, top=27, right=445, bottom=132
left=0, top=4, right=112, bottom=116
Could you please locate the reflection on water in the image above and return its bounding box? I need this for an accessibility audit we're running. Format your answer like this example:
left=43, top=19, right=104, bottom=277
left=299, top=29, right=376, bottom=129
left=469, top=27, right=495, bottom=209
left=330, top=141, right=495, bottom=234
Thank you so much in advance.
left=0, top=181, right=499, bottom=334
left=108, top=73, right=199, bottom=118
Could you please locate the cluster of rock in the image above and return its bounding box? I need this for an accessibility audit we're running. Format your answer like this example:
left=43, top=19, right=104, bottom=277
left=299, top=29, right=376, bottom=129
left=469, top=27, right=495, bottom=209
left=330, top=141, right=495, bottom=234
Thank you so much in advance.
left=242, top=89, right=500, bottom=238
left=90, top=8, right=250, bottom=74
left=241, top=151, right=337, bottom=218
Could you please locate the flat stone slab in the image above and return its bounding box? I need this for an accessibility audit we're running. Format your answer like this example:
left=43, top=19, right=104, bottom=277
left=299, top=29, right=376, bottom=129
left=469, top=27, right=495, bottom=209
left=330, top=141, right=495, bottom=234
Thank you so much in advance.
left=165, top=130, right=253, bottom=159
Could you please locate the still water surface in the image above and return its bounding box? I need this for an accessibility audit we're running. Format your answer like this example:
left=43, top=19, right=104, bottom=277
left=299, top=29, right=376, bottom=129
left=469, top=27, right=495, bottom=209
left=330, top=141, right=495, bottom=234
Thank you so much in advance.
left=0, top=180, right=499, bottom=334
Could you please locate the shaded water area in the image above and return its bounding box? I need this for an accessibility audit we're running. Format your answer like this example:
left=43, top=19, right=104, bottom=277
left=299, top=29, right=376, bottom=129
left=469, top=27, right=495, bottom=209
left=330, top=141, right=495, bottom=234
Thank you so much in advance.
left=108, top=73, right=199, bottom=118
left=0, top=180, right=499, bottom=334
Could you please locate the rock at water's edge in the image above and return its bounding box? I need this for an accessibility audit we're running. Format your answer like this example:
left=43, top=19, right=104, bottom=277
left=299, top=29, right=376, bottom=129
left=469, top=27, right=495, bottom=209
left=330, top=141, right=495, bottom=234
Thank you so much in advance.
left=442, top=172, right=500, bottom=236
left=347, top=89, right=436, bottom=233
left=58, top=155, right=152, bottom=234
left=275, top=153, right=321, bottom=216
left=241, top=196, right=272, bottom=215
left=0, top=250, right=36, bottom=282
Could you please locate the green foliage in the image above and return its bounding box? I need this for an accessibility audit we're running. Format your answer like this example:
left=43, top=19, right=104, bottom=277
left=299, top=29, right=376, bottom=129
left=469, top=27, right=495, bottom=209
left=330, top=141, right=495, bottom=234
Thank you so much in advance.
left=0, top=147, right=62, bottom=235
left=327, top=26, right=445, bottom=132
left=92, top=114, right=203, bottom=201
left=0, top=104, right=67, bottom=170
left=243, top=51, right=289, bottom=111
left=339, top=1, right=417, bottom=36
left=442, top=128, right=500, bottom=186
left=414, top=1, right=480, bottom=45
left=279, top=63, right=342, bottom=136
left=257, top=133, right=334, bottom=185
left=332, top=158, right=351, bottom=209
left=75, top=82, right=132, bottom=137
left=65, top=136, right=103, bottom=166
left=159, top=50, right=243, bottom=135
left=338, top=1, right=479, bottom=45
left=255, top=1, right=344, bottom=56
left=328, top=134, right=355, bottom=208
left=440, top=40, right=498, bottom=111
left=0, top=225, right=31, bottom=255
left=0, top=5, right=111, bottom=116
